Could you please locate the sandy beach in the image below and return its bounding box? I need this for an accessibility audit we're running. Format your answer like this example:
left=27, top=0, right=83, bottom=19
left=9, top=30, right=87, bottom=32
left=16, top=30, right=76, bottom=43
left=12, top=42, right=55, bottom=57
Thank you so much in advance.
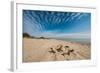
left=23, top=38, right=91, bottom=62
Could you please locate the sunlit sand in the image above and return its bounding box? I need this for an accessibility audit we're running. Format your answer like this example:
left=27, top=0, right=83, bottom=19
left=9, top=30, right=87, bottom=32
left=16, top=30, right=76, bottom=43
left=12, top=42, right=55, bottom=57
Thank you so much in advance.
left=23, top=38, right=91, bottom=62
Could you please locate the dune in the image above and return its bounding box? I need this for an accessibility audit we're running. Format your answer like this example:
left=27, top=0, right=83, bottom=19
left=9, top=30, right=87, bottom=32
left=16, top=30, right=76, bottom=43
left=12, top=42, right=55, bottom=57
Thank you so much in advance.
left=23, top=38, right=91, bottom=62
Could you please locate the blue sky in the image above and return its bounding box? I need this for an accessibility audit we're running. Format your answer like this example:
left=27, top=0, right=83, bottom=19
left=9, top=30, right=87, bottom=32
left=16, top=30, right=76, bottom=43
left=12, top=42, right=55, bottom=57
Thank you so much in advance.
left=23, top=10, right=91, bottom=39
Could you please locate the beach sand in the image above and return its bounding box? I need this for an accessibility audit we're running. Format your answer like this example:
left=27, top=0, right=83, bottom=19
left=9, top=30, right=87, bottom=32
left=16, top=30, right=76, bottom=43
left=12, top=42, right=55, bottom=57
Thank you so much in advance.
left=23, top=38, right=91, bottom=62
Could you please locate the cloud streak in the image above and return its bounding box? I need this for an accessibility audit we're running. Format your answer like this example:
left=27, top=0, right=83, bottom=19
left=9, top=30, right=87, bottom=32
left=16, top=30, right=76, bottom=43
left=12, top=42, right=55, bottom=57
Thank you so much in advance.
left=23, top=10, right=91, bottom=37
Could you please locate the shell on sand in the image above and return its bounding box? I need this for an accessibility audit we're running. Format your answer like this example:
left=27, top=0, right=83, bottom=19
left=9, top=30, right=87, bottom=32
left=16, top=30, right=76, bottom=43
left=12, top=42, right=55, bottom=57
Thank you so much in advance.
left=23, top=38, right=91, bottom=62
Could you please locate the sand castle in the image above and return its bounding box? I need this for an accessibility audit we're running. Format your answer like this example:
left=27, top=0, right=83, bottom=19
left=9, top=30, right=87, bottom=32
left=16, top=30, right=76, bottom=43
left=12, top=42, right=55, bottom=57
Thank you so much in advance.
left=47, top=44, right=77, bottom=61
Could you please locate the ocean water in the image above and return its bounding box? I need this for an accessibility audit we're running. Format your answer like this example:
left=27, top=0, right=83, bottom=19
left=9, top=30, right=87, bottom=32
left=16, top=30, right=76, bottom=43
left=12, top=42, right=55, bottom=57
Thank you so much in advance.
left=53, top=38, right=91, bottom=45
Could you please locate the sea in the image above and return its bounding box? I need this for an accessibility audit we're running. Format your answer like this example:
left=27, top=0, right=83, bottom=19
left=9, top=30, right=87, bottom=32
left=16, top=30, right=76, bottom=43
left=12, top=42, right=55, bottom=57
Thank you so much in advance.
left=53, top=38, right=91, bottom=45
